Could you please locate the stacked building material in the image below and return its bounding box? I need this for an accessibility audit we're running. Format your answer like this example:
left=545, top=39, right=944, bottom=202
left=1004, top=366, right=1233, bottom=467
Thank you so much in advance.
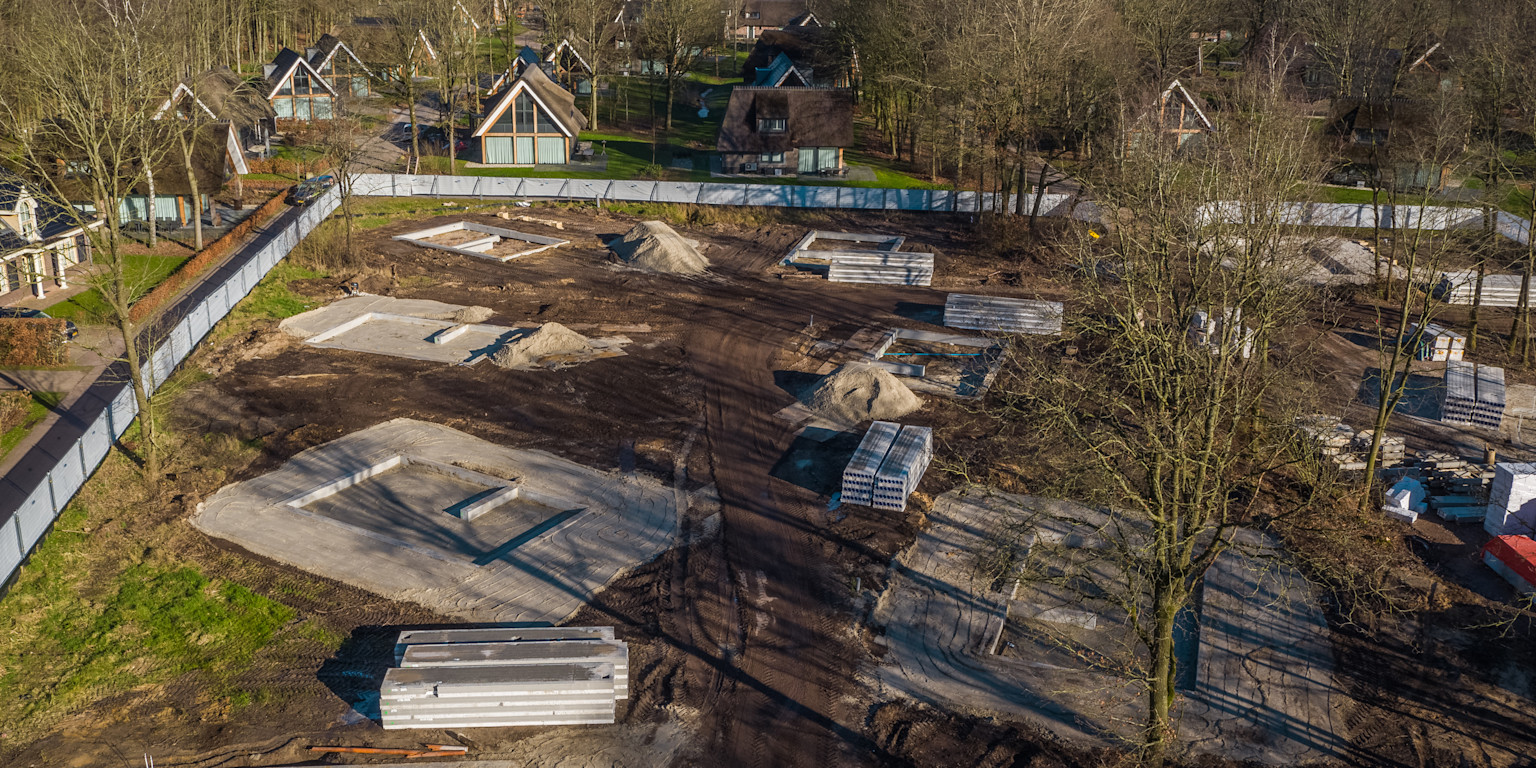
left=944, top=294, right=1063, bottom=335
left=381, top=627, right=628, bottom=729
left=1485, top=463, right=1536, bottom=536
left=827, top=251, right=935, bottom=286
left=1295, top=414, right=1403, bottom=470
left=872, top=425, right=934, bottom=512
left=1405, top=451, right=1495, bottom=498
left=1188, top=307, right=1255, bottom=359
left=1442, top=361, right=1505, bottom=430
left=1435, top=272, right=1529, bottom=308
left=841, top=421, right=901, bottom=506
left=1481, top=535, right=1536, bottom=594
left=1403, top=322, right=1466, bottom=362
left=1351, top=430, right=1405, bottom=467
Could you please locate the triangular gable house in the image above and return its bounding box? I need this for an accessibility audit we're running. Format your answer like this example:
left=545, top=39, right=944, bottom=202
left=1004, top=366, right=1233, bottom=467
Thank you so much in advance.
left=263, top=48, right=340, bottom=121
left=486, top=46, right=546, bottom=95
left=308, top=34, right=375, bottom=97
left=546, top=39, right=594, bottom=95
left=472, top=65, right=588, bottom=165
left=153, top=66, right=276, bottom=150
left=0, top=173, right=101, bottom=300
left=1148, top=79, right=1214, bottom=146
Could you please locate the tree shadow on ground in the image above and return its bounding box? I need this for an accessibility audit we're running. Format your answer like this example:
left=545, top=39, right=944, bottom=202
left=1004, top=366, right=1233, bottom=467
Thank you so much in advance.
left=769, top=428, right=862, bottom=497
left=1359, top=368, right=1443, bottom=421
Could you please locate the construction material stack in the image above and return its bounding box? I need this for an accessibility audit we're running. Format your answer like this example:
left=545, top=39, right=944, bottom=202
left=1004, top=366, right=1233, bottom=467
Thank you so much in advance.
left=1485, top=463, right=1536, bottom=536
left=1295, top=414, right=1403, bottom=470
left=1482, top=535, right=1536, bottom=594
left=1435, top=272, right=1529, bottom=307
left=1442, top=361, right=1506, bottom=430
left=1404, top=322, right=1466, bottom=362
left=827, top=251, right=935, bottom=286
left=841, top=422, right=932, bottom=512
left=872, top=425, right=934, bottom=512
left=841, top=421, right=901, bottom=506
left=944, top=294, right=1063, bottom=335
left=381, top=627, right=628, bottom=729
left=1188, top=308, right=1255, bottom=359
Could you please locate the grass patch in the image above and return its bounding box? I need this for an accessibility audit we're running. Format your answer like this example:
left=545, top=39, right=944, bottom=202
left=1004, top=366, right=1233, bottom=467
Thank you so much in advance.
left=226, top=260, right=328, bottom=329
left=44, top=254, right=191, bottom=324
left=0, top=392, right=58, bottom=462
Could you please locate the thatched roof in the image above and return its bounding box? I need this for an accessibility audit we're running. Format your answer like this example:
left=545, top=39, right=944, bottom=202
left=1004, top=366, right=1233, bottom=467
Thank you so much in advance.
left=158, top=66, right=275, bottom=130
left=473, top=64, right=588, bottom=138
left=741, top=28, right=852, bottom=87
left=741, top=0, right=813, bottom=27
left=717, top=87, right=854, bottom=154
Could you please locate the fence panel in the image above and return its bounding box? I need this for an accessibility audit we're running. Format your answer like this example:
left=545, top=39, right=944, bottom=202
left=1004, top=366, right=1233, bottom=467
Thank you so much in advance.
left=351, top=173, right=396, bottom=197
left=698, top=184, right=748, bottom=206
left=745, top=185, right=794, bottom=208
left=0, top=517, right=23, bottom=579
left=188, top=300, right=213, bottom=344
left=79, top=411, right=113, bottom=469
left=169, top=319, right=194, bottom=366
left=607, top=181, right=655, bottom=202
left=520, top=179, right=568, bottom=198
left=14, top=484, right=56, bottom=554
left=653, top=182, right=703, bottom=203
left=46, top=446, right=86, bottom=515
left=888, top=189, right=929, bottom=211
left=107, top=385, right=137, bottom=439
left=564, top=180, right=611, bottom=200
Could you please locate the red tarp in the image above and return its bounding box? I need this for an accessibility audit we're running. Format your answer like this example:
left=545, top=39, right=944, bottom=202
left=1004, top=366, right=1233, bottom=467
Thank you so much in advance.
left=1483, top=535, right=1536, bottom=588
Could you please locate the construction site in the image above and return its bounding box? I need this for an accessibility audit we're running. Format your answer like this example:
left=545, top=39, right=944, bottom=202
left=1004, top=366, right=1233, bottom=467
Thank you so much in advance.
left=6, top=198, right=1536, bottom=768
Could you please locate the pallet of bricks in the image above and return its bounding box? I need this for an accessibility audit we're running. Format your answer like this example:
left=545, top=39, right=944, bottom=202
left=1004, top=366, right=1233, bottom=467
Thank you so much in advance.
left=381, top=627, right=628, bottom=729
left=1403, top=451, right=1493, bottom=522
left=841, top=421, right=933, bottom=512
left=1294, top=414, right=1403, bottom=470
left=1442, top=361, right=1505, bottom=429
left=1403, top=322, right=1465, bottom=362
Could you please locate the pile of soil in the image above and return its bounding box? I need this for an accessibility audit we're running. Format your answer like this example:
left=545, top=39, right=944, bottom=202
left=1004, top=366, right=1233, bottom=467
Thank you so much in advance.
left=449, top=305, right=494, bottom=324
left=490, top=322, right=593, bottom=369
left=803, top=363, right=923, bottom=424
left=609, top=221, right=709, bottom=275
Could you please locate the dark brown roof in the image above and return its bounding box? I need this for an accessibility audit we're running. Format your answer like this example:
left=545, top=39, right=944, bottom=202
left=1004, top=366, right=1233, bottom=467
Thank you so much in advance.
left=740, top=27, right=851, bottom=85
left=171, top=66, right=275, bottom=129
left=475, top=64, right=588, bottom=137
left=717, top=87, right=854, bottom=153
left=742, top=0, right=811, bottom=27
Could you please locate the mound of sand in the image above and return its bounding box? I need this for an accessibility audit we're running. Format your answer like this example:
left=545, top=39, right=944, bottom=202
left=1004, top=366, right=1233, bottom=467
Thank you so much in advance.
left=804, top=363, right=923, bottom=424
left=609, top=221, right=709, bottom=275
left=491, top=322, right=593, bottom=369
left=450, top=305, right=495, bottom=324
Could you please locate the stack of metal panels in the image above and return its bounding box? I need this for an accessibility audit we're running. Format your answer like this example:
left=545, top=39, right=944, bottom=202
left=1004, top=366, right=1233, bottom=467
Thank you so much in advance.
left=1442, top=361, right=1505, bottom=430
left=944, top=294, right=1063, bottom=335
left=872, top=425, right=934, bottom=512
left=381, top=627, right=627, bottom=730
left=1435, top=272, right=1529, bottom=307
left=1404, top=322, right=1466, bottom=362
left=827, top=251, right=935, bottom=286
left=1485, top=463, right=1536, bottom=536
left=841, top=421, right=901, bottom=506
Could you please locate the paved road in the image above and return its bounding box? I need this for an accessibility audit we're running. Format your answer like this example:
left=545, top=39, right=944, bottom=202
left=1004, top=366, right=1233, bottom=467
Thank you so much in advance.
left=0, top=203, right=307, bottom=554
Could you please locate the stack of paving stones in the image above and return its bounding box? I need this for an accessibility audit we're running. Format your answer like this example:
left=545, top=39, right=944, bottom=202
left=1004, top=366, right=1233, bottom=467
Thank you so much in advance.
left=943, top=294, right=1063, bottom=335
left=381, top=627, right=628, bottom=729
left=1442, top=361, right=1506, bottom=430
left=841, top=421, right=901, bottom=506
left=1404, top=322, right=1466, bottom=362
left=1394, top=452, right=1493, bottom=523
left=1485, top=463, right=1536, bottom=536
left=1295, top=414, right=1403, bottom=471
left=841, top=422, right=933, bottom=512
left=872, top=425, right=934, bottom=512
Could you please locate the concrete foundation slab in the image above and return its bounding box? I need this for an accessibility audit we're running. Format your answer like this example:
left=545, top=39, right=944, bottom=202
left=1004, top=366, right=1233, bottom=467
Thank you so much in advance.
left=192, top=419, right=677, bottom=624
left=393, top=220, right=569, bottom=262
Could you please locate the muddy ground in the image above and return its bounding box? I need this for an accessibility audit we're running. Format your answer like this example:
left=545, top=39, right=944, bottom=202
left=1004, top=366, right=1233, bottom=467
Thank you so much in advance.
left=8, top=204, right=1536, bottom=768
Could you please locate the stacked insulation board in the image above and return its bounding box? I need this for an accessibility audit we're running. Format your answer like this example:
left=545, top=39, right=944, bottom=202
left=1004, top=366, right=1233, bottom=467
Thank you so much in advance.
left=1188, top=308, right=1255, bottom=359
left=944, top=294, right=1063, bottom=335
left=1435, top=272, right=1530, bottom=307
left=1482, top=535, right=1536, bottom=594
left=1404, top=322, right=1466, bottom=362
left=1485, top=463, right=1536, bottom=536
left=841, top=421, right=901, bottom=506
left=827, top=251, right=935, bottom=286
left=1442, top=361, right=1505, bottom=430
left=381, top=627, right=627, bottom=729
left=872, top=426, right=934, bottom=512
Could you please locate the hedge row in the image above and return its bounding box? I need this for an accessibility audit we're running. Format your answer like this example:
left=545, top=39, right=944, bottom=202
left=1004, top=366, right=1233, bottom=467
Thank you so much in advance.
left=0, top=390, right=31, bottom=435
left=245, top=157, right=310, bottom=177
left=129, top=192, right=287, bottom=323
left=0, top=319, right=68, bottom=368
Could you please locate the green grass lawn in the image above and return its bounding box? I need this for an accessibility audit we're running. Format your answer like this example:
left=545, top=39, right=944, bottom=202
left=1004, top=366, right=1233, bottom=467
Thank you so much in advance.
left=45, top=254, right=191, bottom=324
left=0, top=391, right=60, bottom=463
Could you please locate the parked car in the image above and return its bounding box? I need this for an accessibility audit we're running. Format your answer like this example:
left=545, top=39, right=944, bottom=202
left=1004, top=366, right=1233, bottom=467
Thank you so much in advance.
left=0, top=307, right=80, bottom=341
left=286, top=175, right=336, bottom=206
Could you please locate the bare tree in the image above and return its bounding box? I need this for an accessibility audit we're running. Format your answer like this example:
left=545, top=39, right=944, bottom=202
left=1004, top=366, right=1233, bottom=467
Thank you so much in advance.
left=991, top=83, right=1321, bottom=766
left=542, top=0, right=623, bottom=128
left=2, top=0, right=180, bottom=476
left=638, top=0, right=722, bottom=130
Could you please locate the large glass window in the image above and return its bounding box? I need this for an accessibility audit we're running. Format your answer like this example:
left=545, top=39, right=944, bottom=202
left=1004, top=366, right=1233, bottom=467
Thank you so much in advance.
left=535, top=102, right=560, bottom=134
left=294, top=69, right=311, bottom=94
left=514, top=136, right=534, bottom=164
left=312, top=96, right=333, bottom=119
left=274, top=97, right=294, bottom=118
left=18, top=203, right=34, bottom=239
left=484, top=136, right=515, bottom=164
left=515, top=93, right=535, bottom=132
left=536, top=137, right=566, bottom=164
left=294, top=97, right=311, bottom=120
left=492, top=100, right=516, bottom=133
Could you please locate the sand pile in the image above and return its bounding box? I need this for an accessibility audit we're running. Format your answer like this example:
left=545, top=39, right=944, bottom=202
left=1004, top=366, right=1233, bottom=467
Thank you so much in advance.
left=450, top=305, right=495, bottom=324
left=491, top=322, right=593, bottom=369
left=609, top=221, right=709, bottom=275
left=804, top=363, right=923, bottom=424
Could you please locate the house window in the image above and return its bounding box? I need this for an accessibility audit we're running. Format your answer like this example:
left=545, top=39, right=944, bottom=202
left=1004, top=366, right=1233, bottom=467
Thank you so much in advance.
left=515, top=93, right=536, bottom=132
left=18, top=203, right=36, bottom=239
left=294, top=69, right=311, bottom=94
left=758, top=118, right=786, bottom=133
left=759, top=152, right=784, bottom=164
left=745, top=11, right=760, bottom=18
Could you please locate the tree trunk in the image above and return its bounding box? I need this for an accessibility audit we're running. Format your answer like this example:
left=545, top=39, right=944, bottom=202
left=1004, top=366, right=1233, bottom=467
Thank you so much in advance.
left=1142, top=584, right=1180, bottom=768
left=1029, top=159, right=1051, bottom=231
left=145, top=161, right=158, bottom=247
left=665, top=67, right=676, bottom=130
left=184, top=152, right=203, bottom=251
left=1470, top=257, right=1486, bottom=354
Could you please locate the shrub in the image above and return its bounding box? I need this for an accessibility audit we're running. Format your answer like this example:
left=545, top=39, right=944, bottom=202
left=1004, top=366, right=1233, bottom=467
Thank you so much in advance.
left=129, top=192, right=288, bottom=323
left=0, top=390, right=30, bottom=434
left=0, top=319, right=68, bottom=367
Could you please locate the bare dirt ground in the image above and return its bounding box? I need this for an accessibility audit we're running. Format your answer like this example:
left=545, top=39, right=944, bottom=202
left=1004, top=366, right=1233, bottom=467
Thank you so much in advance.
left=9, top=205, right=1536, bottom=768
